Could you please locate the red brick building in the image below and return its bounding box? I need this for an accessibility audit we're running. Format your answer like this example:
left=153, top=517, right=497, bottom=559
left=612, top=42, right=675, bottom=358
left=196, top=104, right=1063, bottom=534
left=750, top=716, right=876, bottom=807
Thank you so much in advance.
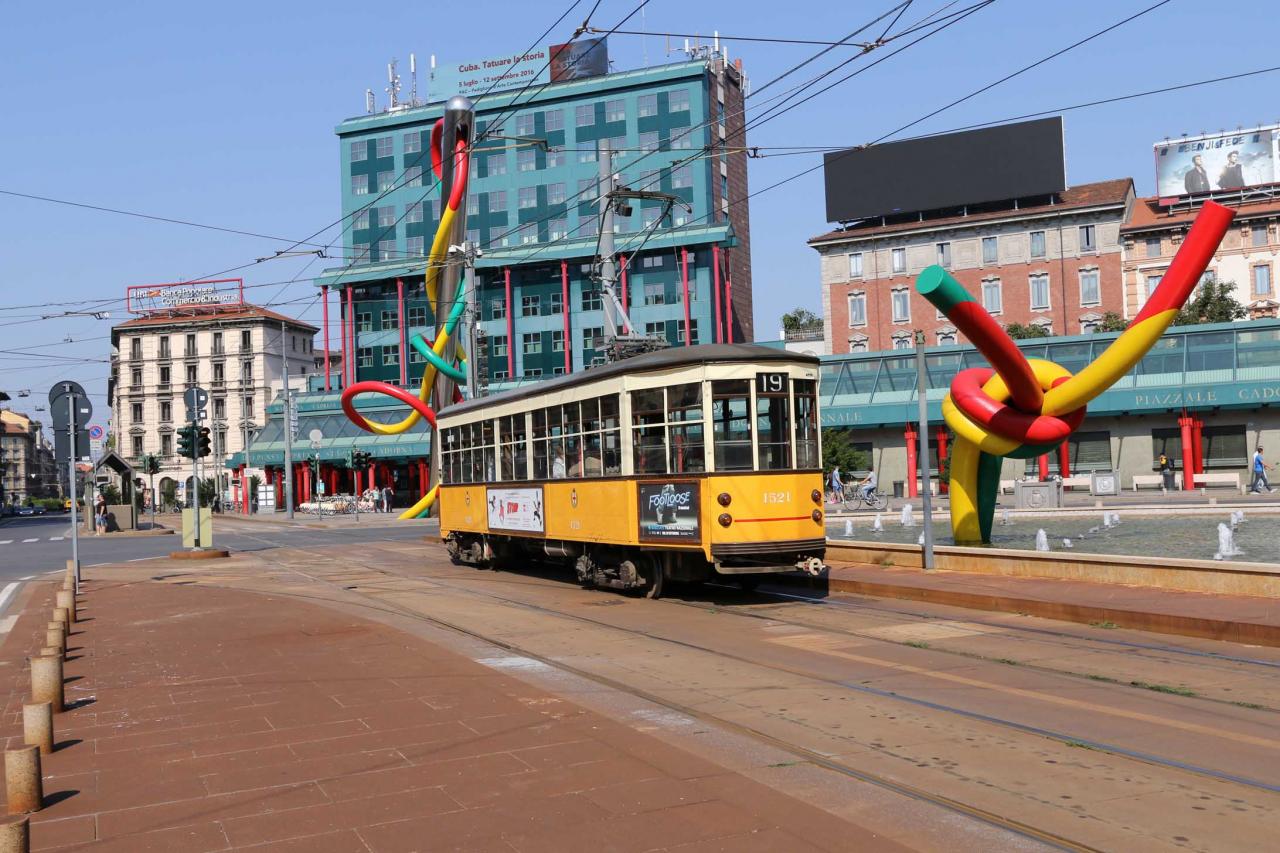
left=809, top=179, right=1135, bottom=353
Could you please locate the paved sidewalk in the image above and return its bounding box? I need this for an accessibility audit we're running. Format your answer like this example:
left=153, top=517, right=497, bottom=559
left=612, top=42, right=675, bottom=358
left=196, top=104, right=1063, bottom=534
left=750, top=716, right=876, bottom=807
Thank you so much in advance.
left=804, top=561, right=1280, bottom=647
left=0, top=573, right=895, bottom=851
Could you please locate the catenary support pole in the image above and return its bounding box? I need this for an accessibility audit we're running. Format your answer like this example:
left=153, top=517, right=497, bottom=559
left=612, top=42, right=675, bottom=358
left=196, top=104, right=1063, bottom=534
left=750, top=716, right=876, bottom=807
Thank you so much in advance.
left=914, top=331, right=936, bottom=570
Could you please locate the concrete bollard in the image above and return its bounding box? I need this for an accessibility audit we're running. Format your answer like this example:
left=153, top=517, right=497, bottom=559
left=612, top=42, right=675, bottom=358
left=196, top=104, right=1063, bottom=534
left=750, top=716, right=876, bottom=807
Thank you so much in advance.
left=55, top=591, right=75, bottom=624
left=38, top=648, right=59, bottom=661
left=30, top=656, right=63, bottom=714
left=4, top=747, right=42, bottom=814
left=52, top=608, right=69, bottom=637
left=21, top=704, right=53, bottom=757
left=43, top=628, right=64, bottom=653
left=0, top=816, right=29, bottom=853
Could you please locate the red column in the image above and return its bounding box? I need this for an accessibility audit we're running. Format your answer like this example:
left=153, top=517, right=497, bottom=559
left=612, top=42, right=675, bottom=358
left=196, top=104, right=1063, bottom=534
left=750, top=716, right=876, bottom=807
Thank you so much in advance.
left=936, top=427, right=949, bottom=494
left=301, top=465, right=311, bottom=504
left=620, top=257, right=630, bottom=334
left=1179, top=415, right=1196, bottom=489
left=904, top=423, right=918, bottom=499
left=724, top=249, right=733, bottom=344
left=561, top=260, right=571, bottom=373
left=504, top=267, right=515, bottom=377
left=242, top=465, right=249, bottom=514
left=712, top=245, right=721, bottom=344
left=368, top=462, right=377, bottom=490
left=322, top=285, right=331, bottom=391
left=1192, top=418, right=1205, bottom=474
left=327, top=466, right=337, bottom=496
left=1058, top=440, right=1071, bottom=480
left=418, top=460, right=429, bottom=493
left=681, top=248, right=692, bottom=346
left=346, top=286, right=356, bottom=386
left=274, top=468, right=284, bottom=510
left=1037, top=454, right=1049, bottom=481
left=397, top=278, right=407, bottom=386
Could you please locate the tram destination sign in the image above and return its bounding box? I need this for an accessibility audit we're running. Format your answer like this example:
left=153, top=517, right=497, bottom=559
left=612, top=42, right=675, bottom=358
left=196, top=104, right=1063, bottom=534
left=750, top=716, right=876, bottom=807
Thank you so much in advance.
left=126, top=279, right=245, bottom=314
left=637, top=481, right=701, bottom=543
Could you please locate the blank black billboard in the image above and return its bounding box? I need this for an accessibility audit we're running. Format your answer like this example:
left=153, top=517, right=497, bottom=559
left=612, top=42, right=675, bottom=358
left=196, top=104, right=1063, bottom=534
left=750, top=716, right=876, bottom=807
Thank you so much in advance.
left=823, top=117, right=1066, bottom=223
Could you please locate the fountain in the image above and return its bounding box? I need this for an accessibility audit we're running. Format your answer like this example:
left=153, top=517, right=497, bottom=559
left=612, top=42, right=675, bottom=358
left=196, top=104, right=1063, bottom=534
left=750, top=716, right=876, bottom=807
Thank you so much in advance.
left=1001, top=508, right=1011, bottom=526
left=872, top=514, right=884, bottom=533
left=1087, top=526, right=1100, bottom=534
left=1111, top=512, right=1121, bottom=526
left=844, top=519, right=853, bottom=537
left=1213, top=523, right=1244, bottom=561
left=1035, top=529, right=1050, bottom=551
left=1102, top=513, right=1113, bottom=530
left=917, top=532, right=925, bottom=545
left=1062, top=538, right=1074, bottom=549
left=901, top=504, right=915, bottom=528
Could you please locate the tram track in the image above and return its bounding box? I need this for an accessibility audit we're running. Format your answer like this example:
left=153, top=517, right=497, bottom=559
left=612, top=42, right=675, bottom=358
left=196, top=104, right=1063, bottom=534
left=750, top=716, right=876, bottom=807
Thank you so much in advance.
left=148, top=533, right=1280, bottom=849
left=684, top=583, right=1280, bottom=714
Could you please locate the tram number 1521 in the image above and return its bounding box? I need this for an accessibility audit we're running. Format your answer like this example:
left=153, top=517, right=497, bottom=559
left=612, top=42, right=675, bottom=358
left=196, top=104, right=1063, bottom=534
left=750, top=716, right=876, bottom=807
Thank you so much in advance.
left=756, top=372, right=787, bottom=393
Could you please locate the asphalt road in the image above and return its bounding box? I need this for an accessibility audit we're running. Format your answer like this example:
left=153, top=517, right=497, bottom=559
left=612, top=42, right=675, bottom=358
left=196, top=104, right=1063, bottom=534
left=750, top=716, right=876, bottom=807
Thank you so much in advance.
left=0, top=513, right=436, bottom=581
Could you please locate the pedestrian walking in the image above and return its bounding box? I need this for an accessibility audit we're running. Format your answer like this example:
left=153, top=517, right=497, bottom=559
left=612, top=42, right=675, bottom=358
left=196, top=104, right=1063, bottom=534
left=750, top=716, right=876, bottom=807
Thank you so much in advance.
left=829, top=466, right=843, bottom=503
left=94, top=493, right=107, bottom=536
left=381, top=484, right=394, bottom=513
left=1250, top=446, right=1274, bottom=493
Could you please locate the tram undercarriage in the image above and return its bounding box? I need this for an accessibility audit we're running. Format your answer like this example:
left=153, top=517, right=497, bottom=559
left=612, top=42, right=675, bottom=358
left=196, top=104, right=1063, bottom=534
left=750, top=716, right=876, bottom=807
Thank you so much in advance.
left=445, top=532, right=826, bottom=599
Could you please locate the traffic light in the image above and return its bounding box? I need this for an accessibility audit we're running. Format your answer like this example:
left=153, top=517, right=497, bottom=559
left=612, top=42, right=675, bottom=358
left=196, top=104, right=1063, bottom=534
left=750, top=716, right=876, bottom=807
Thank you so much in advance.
left=197, top=427, right=212, bottom=458
left=309, top=455, right=321, bottom=478
left=349, top=450, right=371, bottom=472
left=143, top=454, right=161, bottom=476
left=176, top=426, right=196, bottom=459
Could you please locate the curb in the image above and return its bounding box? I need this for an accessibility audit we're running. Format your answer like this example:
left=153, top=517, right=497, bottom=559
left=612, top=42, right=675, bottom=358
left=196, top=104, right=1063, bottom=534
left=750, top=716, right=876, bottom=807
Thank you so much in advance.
left=772, top=572, right=1280, bottom=648
left=168, top=549, right=232, bottom=560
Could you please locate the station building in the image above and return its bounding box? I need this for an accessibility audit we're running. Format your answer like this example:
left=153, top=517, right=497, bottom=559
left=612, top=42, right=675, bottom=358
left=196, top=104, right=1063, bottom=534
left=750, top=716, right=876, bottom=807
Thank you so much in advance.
left=816, top=318, right=1280, bottom=498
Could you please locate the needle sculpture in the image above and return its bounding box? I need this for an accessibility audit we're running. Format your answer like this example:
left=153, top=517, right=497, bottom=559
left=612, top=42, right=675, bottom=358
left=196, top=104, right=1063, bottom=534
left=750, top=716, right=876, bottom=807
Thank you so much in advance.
left=341, top=103, right=473, bottom=520
left=916, top=200, right=1235, bottom=544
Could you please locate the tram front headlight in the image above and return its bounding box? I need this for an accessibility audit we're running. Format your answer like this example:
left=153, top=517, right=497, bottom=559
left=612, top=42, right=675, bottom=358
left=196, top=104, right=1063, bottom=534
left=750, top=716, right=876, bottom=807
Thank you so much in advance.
left=718, top=513, right=733, bottom=527
left=811, top=509, right=823, bottom=524
left=717, top=492, right=732, bottom=507
left=810, top=489, right=821, bottom=503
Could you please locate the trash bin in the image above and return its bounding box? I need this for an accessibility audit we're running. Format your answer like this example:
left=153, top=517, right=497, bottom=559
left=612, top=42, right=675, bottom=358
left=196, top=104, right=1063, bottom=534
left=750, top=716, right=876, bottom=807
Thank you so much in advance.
left=893, top=480, right=904, bottom=499
left=1161, top=470, right=1176, bottom=490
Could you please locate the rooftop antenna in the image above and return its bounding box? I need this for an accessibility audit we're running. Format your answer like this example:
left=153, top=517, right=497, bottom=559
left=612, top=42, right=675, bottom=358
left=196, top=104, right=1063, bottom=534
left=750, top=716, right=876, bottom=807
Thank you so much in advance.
left=714, top=31, right=720, bottom=55
left=365, top=88, right=375, bottom=114
left=409, top=53, right=418, bottom=105
left=386, top=59, right=401, bottom=110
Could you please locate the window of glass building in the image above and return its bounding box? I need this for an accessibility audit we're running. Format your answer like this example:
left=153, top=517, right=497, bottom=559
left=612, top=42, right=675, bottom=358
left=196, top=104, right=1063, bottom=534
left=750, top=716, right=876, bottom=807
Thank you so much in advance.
left=382, top=345, right=399, bottom=366
left=575, top=104, right=595, bottom=127
left=891, top=247, right=906, bottom=274
left=350, top=140, right=367, bottom=162
left=488, top=153, right=507, bottom=176
left=936, top=242, right=951, bottom=267
left=546, top=182, right=566, bottom=205
left=351, top=174, right=368, bottom=195
left=518, top=186, right=537, bottom=209
left=982, top=236, right=998, bottom=264
left=605, top=99, right=625, bottom=122
left=848, top=292, right=866, bottom=326
left=669, top=89, right=689, bottom=112
left=375, top=136, right=393, bottom=158
left=543, top=109, right=563, bottom=131
left=403, top=132, right=421, bottom=154
left=1030, top=230, right=1046, bottom=258
left=377, top=206, right=395, bottom=228
left=638, top=94, right=657, bottom=117
left=982, top=279, right=1002, bottom=313
left=891, top=288, right=910, bottom=322
left=549, top=218, right=568, bottom=240
left=517, top=148, right=536, bottom=172
left=1079, top=224, right=1096, bottom=252
left=1079, top=269, right=1100, bottom=305
left=639, top=131, right=659, bottom=153
left=406, top=202, right=423, bottom=223
left=488, top=190, right=507, bottom=213
left=515, top=114, right=535, bottom=137
left=405, top=165, right=422, bottom=187
left=1030, top=273, right=1051, bottom=310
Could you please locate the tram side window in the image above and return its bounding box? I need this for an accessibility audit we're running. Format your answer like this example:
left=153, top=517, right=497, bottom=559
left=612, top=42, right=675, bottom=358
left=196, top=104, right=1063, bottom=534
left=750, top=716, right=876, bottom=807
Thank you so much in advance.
left=532, top=409, right=548, bottom=479
left=562, top=402, right=581, bottom=477
left=712, top=380, right=753, bottom=470
left=441, top=427, right=459, bottom=484
left=668, top=383, right=705, bottom=474
left=498, top=414, right=527, bottom=480
left=631, top=388, right=668, bottom=474
left=534, top=406, right=567, bottom=478
left=793, top=379, right=820, bottom=469
left=601, top=395, right=622, bottom=474
left=757, top=380, right=792, bottom=470
left=479, top=420, right=495, bottom=482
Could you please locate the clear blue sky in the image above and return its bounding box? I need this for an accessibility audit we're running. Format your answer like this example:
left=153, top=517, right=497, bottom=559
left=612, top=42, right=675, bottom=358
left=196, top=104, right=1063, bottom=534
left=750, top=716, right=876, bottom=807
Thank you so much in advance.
left=2, top=0, right=1276, bottom=436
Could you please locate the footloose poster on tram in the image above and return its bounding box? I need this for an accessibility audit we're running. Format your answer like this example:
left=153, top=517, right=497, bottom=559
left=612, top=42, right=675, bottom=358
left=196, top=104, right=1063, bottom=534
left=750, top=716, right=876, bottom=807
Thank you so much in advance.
left=487, top=487, right=544, bottom=533
left=638, top=481, right=701, bottom=543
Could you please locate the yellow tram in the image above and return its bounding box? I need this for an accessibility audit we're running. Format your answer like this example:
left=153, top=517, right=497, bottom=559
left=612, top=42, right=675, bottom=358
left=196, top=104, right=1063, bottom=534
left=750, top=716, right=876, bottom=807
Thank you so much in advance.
left=434, top=344, right=827, bottom=597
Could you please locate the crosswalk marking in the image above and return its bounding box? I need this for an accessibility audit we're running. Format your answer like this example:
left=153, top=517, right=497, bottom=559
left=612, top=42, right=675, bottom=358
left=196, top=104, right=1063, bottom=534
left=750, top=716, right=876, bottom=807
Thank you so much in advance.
left=0, top=583, right=18, bottom=616
left=0, top=616, right=16, bottom=635
left=0, top=541, right=10, bottom=545
left=21, top=538, right=37, bottom=543
left=48, top=537, right=64, bottom=541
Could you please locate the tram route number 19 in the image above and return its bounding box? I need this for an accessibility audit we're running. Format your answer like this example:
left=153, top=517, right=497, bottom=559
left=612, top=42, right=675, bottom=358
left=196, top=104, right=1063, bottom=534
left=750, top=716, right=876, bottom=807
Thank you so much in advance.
left=756, top=372, right=787, bottom=394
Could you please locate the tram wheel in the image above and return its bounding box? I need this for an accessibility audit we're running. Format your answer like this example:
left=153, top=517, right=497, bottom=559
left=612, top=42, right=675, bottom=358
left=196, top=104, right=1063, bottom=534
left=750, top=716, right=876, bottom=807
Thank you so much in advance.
left=643, top=556, right=665, bottom=600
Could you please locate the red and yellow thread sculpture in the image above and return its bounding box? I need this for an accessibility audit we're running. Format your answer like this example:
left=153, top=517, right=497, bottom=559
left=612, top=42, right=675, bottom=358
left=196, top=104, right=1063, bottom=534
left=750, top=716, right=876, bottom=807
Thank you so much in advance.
left=340, top=117, right=471, bottom=520
left=916, top=200, right=1235, bottom=544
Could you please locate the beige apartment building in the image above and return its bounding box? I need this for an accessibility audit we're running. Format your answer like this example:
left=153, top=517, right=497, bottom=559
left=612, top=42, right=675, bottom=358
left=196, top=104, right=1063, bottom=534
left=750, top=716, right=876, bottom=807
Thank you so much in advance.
left=108, top=305, right=318, bottom=501
left=0, top=410, right=58, bottom=504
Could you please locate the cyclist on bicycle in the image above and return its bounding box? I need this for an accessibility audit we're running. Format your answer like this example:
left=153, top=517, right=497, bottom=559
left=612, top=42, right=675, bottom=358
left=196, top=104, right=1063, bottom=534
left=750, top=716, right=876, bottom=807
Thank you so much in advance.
left=829, top=466, right=844, bottom=502
left=857, top=468, right=877, bottom=502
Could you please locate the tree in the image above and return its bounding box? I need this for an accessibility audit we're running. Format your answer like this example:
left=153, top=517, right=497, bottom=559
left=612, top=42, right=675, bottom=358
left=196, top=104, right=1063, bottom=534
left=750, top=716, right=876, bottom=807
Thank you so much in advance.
left=1004, top=322, right=1050, bottom=340
left=1173, top=278, right=1246, bottom=326
left=781, top=308, right=823, bottom=333
left=822, top=428, right=871, bottom=476
left=1094, top=311, right=1127, bottom=333
left=161, top=480, right=177, bottom=512
left=198, top=477, right=218, bottom=507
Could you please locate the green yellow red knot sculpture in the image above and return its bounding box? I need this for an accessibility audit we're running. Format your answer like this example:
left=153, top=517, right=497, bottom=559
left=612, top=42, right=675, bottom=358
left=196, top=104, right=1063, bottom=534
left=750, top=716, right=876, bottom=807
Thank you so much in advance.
left=916, top=201, right=1235, bottom=544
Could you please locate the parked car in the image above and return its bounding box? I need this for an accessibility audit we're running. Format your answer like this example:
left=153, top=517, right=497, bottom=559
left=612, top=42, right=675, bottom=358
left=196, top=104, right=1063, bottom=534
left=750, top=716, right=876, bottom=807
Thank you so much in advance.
left=14, top=506, right=36, bottom=516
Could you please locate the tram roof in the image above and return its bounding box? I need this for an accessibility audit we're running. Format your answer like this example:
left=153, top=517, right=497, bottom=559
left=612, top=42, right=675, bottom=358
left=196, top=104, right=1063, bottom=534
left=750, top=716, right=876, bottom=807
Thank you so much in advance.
left=442, top=344, right=819, bottom=419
